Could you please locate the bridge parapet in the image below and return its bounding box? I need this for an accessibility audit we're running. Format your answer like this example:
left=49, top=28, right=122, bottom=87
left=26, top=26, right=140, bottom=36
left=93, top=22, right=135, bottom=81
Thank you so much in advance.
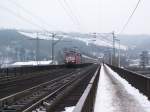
left=107, top=64, right=150, bottom=100
left=73, top=66, right=100, bottom=112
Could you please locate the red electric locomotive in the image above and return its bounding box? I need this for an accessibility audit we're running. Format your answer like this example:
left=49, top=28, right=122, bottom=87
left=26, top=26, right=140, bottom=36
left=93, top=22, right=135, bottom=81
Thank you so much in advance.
left=64, top=51, right=81, bottom=65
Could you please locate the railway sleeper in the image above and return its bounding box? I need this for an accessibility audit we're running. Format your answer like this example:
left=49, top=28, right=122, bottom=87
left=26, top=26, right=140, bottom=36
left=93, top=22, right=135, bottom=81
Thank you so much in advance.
left=43, top=69, right=94, bottom=111
left=0, top=65, right=97, bottom=112
left=0, top=70, right=75, bottom=109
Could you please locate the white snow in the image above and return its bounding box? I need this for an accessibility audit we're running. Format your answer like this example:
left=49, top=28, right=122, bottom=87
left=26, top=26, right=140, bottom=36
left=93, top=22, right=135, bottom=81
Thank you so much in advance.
left=10, top=60, right=53, bottom=66
left=19, top=31, right=59, bottom=40
left=82, top=54, right=98, bottom=61
left=70, top=36, right=127, bottom=50
left=32, top=106, right=74, bottom=112
left=18, top=31, right=127, bottom=50
left=62, top=106, right=75, bottom=112
left=94, top=64, right=150, bottom=112
left=129, top=59, right=140, bottom=67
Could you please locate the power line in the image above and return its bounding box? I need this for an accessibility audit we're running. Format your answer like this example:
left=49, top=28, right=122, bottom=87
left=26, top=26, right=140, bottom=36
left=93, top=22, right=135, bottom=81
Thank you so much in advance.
left=0, top=5, right=48, bottom=32
left=7, top=0, right=57, bottom=31
left=119, top=0, right=142, bottom=34
left=57, top=0, right=81, bottom=31
left=6, top=0, right=82, bottom=32
left=57, top=0, right=78, bottom=26
left=63, top=0, right=81, bottom=27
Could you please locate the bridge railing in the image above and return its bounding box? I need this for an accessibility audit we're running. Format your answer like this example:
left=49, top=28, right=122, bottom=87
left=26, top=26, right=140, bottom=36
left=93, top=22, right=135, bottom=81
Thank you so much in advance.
left=107, top=64, right=150, bottom=100
left=0, top=63, right=92, bottom=79
left=73, top=66, right=100, bottom=112
left=0, top=65, right=65, bottom=78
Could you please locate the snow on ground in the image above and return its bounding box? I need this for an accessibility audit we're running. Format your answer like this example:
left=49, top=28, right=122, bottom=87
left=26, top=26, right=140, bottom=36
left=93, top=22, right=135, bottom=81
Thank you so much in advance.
left=82, top=54, right=98, bottom=61
left=65, top=36, right=127, bottom=50
left=62, top=106, right=75, bottom=112
left=33, top=106, right=74, bottom=112
left=10, top=60, right=53, bottom=66
left=128, top=59, right=140, bottom=67
left=94, top=64, right=150, bottom=112
left=19, top=31, right=59, bottom=40
left=19, top=31, right=127, bottom=50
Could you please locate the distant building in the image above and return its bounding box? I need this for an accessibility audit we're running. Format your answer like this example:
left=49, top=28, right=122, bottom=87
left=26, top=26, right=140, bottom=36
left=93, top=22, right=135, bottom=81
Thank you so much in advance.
left=139, top=51, right=149, bottom=69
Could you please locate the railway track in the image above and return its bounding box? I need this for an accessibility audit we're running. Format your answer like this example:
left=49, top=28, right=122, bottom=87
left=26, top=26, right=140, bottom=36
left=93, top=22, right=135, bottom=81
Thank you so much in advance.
left=23, top=65, right=98, bottom=112
left=0, top=65, right=98, bottom=112
left=0, top=68, right=62, bottom=84
left=0, top=68, right=76, bottom=99
left=51, top=66, right=99, bottom=112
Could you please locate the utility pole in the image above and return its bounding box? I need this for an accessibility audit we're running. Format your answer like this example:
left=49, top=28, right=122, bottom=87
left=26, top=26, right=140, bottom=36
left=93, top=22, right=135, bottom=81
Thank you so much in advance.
left=112, top=32, right=116, bottom=66
left=36, top=32, right=39, bottom=65
left=92, top=33, right=96, bottom=56
left=51, top=33, right=56, bottom=64
left=50, top=33, right=63, bottom=64
left=118, top=40, right=121, bottom=67
left=47, top=32, right=65, bottom=65
left=29, top=32, right=43, bottom=65
left=113, top=34, right=120, bottom=67
left=109, top=48, right=112, bottom=65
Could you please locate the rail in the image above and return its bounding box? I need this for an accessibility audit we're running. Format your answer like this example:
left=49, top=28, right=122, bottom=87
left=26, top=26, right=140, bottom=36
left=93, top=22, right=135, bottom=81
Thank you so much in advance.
left=22, top=65, right=96, bottom=112
left=0, top=71, right=75, bottom=108
left=0, top=65, right=95, bottom=112
left=73, top=66, right=100, bottom=112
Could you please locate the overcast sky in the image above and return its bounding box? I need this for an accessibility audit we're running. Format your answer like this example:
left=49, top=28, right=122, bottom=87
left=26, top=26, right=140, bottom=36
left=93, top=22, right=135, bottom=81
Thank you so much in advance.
left=0, top=0, right=149, bottom=34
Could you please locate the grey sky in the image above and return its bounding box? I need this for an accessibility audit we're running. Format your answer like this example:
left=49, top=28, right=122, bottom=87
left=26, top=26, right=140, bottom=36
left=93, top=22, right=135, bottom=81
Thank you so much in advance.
left=0, top=0, right=149, bottom=34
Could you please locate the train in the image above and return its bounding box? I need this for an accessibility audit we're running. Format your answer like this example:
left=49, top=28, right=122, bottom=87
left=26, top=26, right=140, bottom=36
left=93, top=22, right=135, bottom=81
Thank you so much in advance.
left=64, top=50, right=81, bottom=64
left=64, top=50, right=99, bottom=65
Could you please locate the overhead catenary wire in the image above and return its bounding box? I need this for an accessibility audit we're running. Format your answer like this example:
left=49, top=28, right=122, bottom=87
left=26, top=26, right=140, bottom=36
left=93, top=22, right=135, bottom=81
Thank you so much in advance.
left=7, top=0, right=58, bottom=31
left=57, top=0, right=81, bottom=31
left=63, top=0, right=81, bottom=27
left=119, top=0, right=142, bottom=34
left=0, top=4, right=48, bottom=32
left=0, top=4, right=53, bottom=64
left=0, top=1, right=76, bottom=40
left=4, top=0, right=82, bottom=32
left=57, top=0, right=78, bottom=27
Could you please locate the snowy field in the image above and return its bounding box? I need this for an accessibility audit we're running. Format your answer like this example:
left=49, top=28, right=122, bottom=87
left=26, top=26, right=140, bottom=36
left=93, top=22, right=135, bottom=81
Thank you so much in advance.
left=94, top=64, right=150, bottom=112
